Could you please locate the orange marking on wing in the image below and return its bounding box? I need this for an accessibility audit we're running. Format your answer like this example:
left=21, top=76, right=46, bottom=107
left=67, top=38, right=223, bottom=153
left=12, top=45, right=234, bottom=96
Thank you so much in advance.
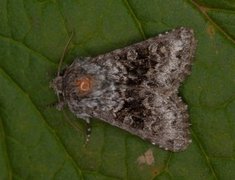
left=76, top=76, right=93, bottom=94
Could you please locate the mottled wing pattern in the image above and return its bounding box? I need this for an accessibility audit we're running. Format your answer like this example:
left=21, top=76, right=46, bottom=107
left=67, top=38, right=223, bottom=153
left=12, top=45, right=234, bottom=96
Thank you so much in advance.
left=92, top=27, right=196, bottom=151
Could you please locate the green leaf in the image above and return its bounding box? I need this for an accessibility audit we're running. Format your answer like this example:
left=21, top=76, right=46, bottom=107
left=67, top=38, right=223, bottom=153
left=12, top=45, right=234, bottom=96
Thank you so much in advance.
left=0, top=0, right=234, bottom=179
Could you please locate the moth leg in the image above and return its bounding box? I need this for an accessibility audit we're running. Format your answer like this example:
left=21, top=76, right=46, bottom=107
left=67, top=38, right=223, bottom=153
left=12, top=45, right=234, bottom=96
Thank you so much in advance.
left=55, top=100, right=65, bottom=111
left=45, top=100, right=64, bottom=110
left=45, top=101, right=58, bottom=108
left=84, top=118, right=92, bottom=145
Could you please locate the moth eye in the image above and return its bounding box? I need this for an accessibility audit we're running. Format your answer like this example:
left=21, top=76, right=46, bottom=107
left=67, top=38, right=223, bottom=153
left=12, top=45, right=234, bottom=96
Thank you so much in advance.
left=75, top=76, right=93, bottom=94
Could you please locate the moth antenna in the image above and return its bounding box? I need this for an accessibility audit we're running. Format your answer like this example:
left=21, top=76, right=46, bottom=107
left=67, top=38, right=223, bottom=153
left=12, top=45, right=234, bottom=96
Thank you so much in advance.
left=55, top=31, right=74, bottom=106
left=57, top=30, right=74, bottom=76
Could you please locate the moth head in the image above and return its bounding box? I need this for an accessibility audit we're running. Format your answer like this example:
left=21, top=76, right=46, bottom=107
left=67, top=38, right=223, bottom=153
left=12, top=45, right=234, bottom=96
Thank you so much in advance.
left=50, top=75, right=63, bottom=94
left=51, top=74, right=94, bottom=95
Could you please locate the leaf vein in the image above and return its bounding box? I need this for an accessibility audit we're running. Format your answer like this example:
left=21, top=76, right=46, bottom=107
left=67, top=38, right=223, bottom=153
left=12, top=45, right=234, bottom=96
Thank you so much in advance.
left=122, top=0, right=146, bottom=39
left=191, top=129, right=219, bottom=180
left=189, top=0, right=235, bottom=45
left=0, top=117, right=13, bottom=179
left=0, top=67, right=84, bottom=179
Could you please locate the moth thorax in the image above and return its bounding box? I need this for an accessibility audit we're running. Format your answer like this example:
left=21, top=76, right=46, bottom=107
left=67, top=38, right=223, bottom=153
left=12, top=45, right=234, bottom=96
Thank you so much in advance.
left=76, top=76, right=93, bottom=95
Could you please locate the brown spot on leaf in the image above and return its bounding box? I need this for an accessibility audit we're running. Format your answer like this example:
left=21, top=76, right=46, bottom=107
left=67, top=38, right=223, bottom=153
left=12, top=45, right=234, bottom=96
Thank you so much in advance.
left=137, top=149, right=155, bottom=166
left=206, top=25, right=215, bottom=39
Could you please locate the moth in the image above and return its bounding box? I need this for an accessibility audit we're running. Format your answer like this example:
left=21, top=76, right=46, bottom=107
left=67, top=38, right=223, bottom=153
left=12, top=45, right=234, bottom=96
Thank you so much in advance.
left=51, top=27, right=196, bottom=152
